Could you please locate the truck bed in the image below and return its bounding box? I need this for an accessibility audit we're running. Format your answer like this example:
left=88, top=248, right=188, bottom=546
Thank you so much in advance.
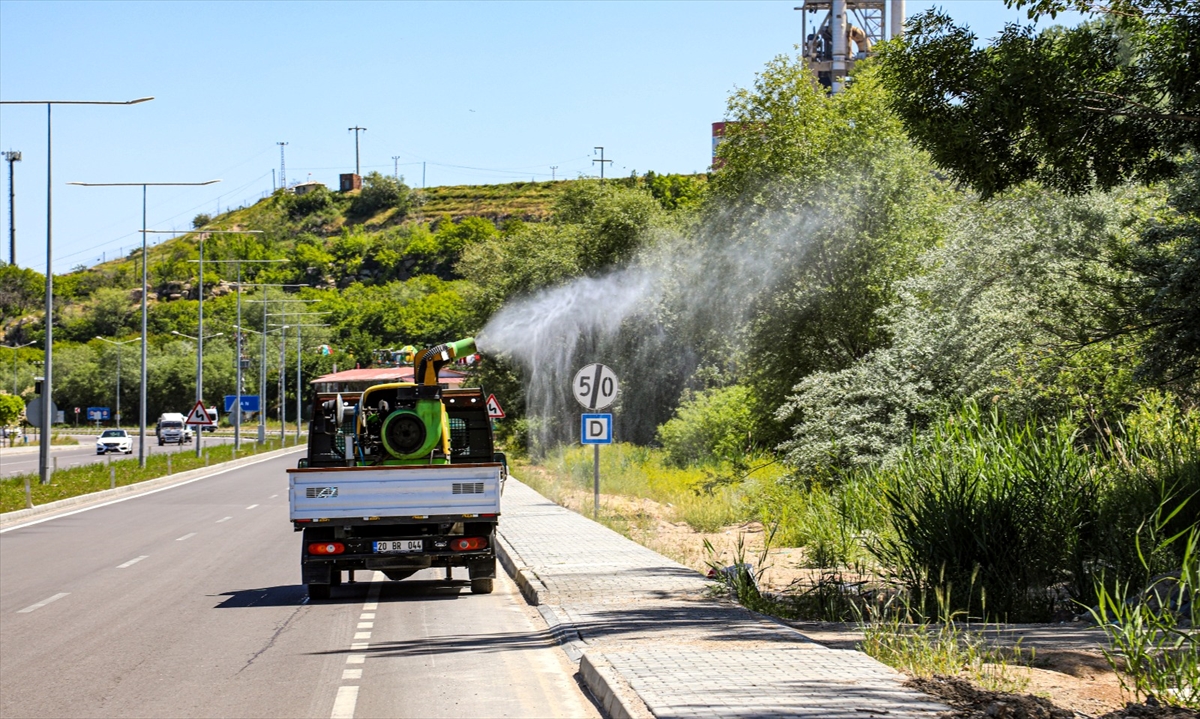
left=288, top=462, right=503, bottom=521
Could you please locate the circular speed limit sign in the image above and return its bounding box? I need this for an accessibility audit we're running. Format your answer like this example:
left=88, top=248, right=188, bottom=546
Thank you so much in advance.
left=572, top=364, right=619, bottom=410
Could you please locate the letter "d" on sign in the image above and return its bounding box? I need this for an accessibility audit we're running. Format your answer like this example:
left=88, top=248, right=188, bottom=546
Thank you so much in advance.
left=581, top=414, right=612, bottom=445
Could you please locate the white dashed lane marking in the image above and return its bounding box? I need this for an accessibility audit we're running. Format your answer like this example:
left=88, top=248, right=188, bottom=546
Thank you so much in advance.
left=346, top=654, right=366, bottom=664
left=330, top=685, right=358, bottom=719
left=353, top=631, right=371, bottom=640
left=356, top=622, right=373, bottom=629
left=116, top=556, right=148, bottom=569
left=176, top=533, right=196, bottom=541
left=17, top=592, right=69, bottom=613
left=342, top=669, right=362, bottom=680
left=245, top=504, right=259, bottom=510
left=216, top=516, right=232, bottom=523
left=269, top=494, right=278, bottom=499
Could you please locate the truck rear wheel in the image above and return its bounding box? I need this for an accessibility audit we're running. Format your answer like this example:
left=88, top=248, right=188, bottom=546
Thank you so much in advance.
left=470, top=578, right=493, bottom=595
left=308, top=583, right=331, bottom=601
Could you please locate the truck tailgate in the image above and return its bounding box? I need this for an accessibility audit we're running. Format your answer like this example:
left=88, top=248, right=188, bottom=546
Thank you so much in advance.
left=288, top=463, right=502, bottom=520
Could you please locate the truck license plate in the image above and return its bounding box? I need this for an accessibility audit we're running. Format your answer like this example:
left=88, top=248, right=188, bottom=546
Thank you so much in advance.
left=374, top=540, right=423, bottom=553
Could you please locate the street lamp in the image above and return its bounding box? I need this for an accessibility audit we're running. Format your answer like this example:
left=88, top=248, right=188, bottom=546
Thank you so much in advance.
left=194, top=257, right=283, bottom=450
left=0, top=95, right=153, bottom=485
left=93, top=337, right=138, bottom=428
left=243, top=292, right=320, bottom=444
left=270, top=317, right=329, bottom=443
left=2, top=341, right=35, bottom=396
left=68, top=179, right=221, bottom=467
left=171, top=329, right=224, bottom=457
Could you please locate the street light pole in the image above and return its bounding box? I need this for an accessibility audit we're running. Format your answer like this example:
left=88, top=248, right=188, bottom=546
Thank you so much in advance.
left=95, top=337, right=136, bottom=429
left=0, top=96, right=153, bottom=485
left=171, top=330, right=223, bottom=455
left=69, top=180, right=220, bottom=467
left=3, top=341, right=35, bottom=396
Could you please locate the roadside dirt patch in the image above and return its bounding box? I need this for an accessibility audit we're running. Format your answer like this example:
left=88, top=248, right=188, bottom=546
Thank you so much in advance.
left=911, top=675, right=1197, bottom=719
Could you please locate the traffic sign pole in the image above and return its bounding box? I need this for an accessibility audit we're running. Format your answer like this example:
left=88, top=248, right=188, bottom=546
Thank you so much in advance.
left=574, top=364, right=619, bottom=521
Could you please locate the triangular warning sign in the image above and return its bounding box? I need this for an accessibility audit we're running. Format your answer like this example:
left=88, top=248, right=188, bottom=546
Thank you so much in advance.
left=485, top=394, right=505, bottom=419
left=185, top=400, right=214, bottom=426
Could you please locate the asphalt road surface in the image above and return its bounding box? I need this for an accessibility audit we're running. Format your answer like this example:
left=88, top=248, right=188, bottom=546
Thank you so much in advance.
left=0, top=435, right=235, bottom=479
left=0, top=453, right=597, bottom=719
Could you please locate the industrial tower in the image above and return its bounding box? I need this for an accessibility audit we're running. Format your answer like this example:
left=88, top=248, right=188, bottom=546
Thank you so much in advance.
left=796, top=0, right=905, bottom=93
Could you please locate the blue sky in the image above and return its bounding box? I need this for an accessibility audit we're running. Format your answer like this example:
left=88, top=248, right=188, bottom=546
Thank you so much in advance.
left=0, top=1, right=1085, bottom=274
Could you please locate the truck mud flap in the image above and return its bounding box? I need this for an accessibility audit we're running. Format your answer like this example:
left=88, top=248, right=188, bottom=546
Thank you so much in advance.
left=303, top=562, right=332, bottom=585
left=468, top=558, right=496, bottom=579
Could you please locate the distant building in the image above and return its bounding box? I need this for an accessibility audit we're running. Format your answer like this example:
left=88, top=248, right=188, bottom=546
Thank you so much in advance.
left=292, top=181, right=326, bottom=196
left=339, top=173, right=362, bottom=192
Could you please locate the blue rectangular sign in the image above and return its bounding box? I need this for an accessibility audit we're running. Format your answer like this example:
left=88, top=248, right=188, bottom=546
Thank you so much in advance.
left=224, top=395, right=261, bottom=413
left=581, top=413, right=613, bottom=445
left=86, top=407, right=110, bottom=421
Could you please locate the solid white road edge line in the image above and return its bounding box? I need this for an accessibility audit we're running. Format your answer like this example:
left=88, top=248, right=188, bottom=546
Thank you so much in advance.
left=116, top=556, right=149, bottom=569
left=17, top=592, right=69, bottom=613
left=330, top=685, right=359, bottom=719
left=0, top=450, right=303, bottom=534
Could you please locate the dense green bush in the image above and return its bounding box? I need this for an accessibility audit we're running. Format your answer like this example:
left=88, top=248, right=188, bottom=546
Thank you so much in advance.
left=656, top=385, right=755, bottom=467
left=870, top=402, right=1096, bottom=621
left=350, top=172, right=412, bottom=218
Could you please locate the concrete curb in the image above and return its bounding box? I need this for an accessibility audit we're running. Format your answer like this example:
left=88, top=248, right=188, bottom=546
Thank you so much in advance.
left=0, top=443, right=91, bottom=457
left=0, top=445, right=306, bottom=528
left=496, top=524, right=649, bottom=718
left=495, top=528, right=549, bottom=606
left=579, top=653, right=654, bottom=719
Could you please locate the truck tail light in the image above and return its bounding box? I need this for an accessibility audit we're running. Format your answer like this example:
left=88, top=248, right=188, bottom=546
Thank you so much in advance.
left=452, top=537, right=488, bottom=551
left=309, top=542, right=345, bottom=555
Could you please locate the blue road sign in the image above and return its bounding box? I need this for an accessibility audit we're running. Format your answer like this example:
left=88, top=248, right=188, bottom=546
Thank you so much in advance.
left=224, top=395, right=261, bottom=413
left=581, top=413, right=613, bottom=445
left=86, top=407, right=110, bottom=421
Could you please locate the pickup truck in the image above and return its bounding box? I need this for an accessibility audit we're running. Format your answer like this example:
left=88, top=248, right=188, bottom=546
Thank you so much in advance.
left=289, top=338, right=505, bottom=600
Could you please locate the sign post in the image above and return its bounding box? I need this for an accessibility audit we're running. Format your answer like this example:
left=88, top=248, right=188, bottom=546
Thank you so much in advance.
left=573, top=364, right=618, bottom=519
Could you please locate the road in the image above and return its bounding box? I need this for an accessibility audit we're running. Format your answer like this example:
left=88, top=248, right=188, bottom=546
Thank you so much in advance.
left=0, top=453, right=597, bottom=719
left=0, top=435, right=235, bottom=479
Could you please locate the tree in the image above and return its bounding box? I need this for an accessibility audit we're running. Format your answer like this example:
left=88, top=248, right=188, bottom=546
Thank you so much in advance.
left=0, top=393, right=23, bottom=429
left=192, top=213, right=212, bottom=229
left=877, top=5, right=1199, bottom=198
left=711, top=57, right=953, bottom=444
left=350, top=172, right=413, bottom=218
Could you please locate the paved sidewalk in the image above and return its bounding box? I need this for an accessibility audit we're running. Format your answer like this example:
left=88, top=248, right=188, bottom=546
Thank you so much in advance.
left=498, top=478, right=948, bottom=719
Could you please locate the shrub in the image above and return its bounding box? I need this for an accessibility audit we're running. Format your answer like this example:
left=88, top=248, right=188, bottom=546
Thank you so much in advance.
left=351, top=172, right=412, bottom=218
left=192, top=213, right=212, bottom=228
left=656, top=385, right=755, bottom=467
left=870, top=401, right=1096, bottom=621
left=284, top=185, right=336, bottom=220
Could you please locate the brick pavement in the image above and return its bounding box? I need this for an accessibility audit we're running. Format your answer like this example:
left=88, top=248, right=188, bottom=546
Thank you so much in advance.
left=498, top=478, right=948, bottom=718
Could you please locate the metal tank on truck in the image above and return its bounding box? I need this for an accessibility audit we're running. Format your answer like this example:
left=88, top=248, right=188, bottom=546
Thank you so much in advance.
left=289, top=337, right=506, bottom=600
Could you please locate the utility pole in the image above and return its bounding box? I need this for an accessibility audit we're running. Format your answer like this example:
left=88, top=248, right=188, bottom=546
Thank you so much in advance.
left=422, top=161, right=426, bottom=188
left=593, top=147, right=611, bottom=184
left=2, top=151, right=19, bottom=266
left=277, top=142, right=288, bottom=190
left=550, top=165, right=557, bottom=181
left=348, top=126, right=367, bottom=175
left=392, top=156, right=401, bottom=179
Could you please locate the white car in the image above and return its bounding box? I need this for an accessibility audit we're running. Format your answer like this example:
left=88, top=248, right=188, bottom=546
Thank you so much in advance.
left=96, top=429, right=133, bottom=455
